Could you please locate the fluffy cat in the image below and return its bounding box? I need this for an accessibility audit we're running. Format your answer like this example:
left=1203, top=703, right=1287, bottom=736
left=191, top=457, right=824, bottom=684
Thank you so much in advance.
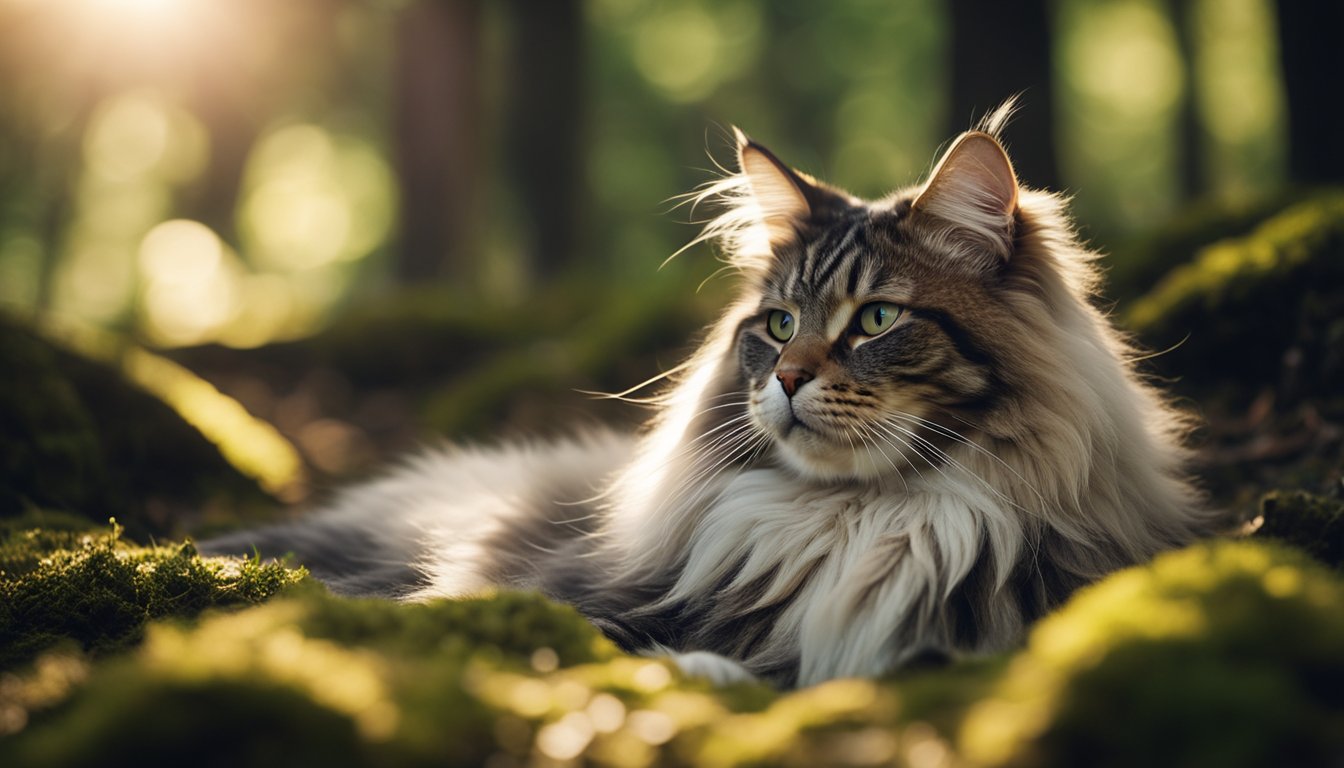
left=204, top=107, right=1218, bottom=688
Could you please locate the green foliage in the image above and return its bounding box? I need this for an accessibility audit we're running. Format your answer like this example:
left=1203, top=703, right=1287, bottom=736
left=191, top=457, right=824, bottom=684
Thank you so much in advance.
left=0, top=521, right=303, bottom=669
left=1126, top=191, right=1344, bottom=406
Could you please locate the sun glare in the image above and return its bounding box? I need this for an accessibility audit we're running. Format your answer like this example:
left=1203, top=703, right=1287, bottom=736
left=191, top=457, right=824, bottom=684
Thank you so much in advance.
left=84, top=0, right=181, bottom=16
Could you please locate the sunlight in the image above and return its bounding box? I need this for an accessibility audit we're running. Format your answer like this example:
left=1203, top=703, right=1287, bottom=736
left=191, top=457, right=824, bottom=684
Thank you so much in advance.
left=138, top=219, right=240, bottom=346
left=85, top=0, right=174, bottom=13
left=80, top=0, right=199, bottom=25
left=84, top=92, right=209, bottom=184
left=238, top=125, right=395, bottom=272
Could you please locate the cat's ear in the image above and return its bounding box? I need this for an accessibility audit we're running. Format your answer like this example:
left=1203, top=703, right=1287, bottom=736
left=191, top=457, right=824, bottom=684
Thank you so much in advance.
left=912, top=131, right=1018, bottom=264
left=734, top=128, right=815, bottom=247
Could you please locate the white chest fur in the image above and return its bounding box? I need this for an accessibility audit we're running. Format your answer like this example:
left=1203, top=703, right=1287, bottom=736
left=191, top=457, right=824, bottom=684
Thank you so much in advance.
left=663, top=468, right=1024, bottom=684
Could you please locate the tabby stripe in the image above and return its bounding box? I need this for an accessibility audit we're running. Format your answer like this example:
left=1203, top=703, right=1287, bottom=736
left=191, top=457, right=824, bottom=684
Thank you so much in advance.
left=808, top=220, right=862, bottom=288
left=908, top=308, right=994, bottom=366
left=844, top=253, right=865, bottom=296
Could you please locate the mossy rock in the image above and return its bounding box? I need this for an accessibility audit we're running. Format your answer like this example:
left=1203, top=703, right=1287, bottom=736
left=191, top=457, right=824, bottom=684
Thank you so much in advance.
left=0, top=319, right=108, bottom=521
left=1256, top=490, right=1344, bottom=569
left=960, top=540, right=1344, bottom=767
left=1126, top=191, right=1344, bottom=408
left=1106, top=191, right=1311, bottom=305
left=0, top=315, right=274, bottom=537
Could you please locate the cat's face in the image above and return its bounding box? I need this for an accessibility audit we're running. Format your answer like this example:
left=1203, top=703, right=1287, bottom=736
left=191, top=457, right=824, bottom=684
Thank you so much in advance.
left=731, top=133, right=1019, bottom=481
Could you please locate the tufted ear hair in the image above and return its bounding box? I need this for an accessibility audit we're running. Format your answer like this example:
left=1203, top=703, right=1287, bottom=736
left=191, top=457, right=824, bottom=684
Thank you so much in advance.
left=912, top=131, right=1019, bottom=265
left=734, top=128, right=820, bottom=248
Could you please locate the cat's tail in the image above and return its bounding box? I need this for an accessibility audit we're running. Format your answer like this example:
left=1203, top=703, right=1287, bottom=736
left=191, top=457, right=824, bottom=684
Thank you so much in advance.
left=198, top=430, right=634, bottom=599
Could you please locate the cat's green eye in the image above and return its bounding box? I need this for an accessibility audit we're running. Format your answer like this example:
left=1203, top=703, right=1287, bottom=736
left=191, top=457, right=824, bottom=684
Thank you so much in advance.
left=856, top=302, right=903, bottom=336
left=767, top=310, right=795, bottom=342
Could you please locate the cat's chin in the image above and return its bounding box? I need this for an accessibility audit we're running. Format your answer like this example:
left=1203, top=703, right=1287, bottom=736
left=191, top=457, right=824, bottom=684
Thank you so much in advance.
left=771, top=428, right=891, bottom=484
left=751, top=390, right=901, bottom=483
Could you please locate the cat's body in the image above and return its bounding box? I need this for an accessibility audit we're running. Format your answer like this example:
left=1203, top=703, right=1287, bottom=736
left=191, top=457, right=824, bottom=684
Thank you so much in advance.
left=205, top=109, right=1218, bottom=688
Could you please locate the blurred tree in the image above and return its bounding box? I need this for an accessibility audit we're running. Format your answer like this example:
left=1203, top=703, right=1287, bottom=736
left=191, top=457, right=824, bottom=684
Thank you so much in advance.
left=1170, top=0, right=1203, bottom=199
left=948, top=0, right=1058, bottom=189
left=393, top=0, right=483, bottom=285
left=1275, top=0, right=1344, bottom=185
left=500, top=0, right=586, bottom=282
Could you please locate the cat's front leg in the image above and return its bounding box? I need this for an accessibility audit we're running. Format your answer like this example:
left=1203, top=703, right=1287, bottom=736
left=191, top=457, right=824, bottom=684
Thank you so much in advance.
left=670, top=650, right=760, bottom=685
left=643, top=646, right=760, bottom=686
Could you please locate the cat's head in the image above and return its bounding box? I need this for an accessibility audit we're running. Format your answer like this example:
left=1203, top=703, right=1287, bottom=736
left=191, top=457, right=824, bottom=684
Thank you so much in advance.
left=717, top=118, right=1081, bottom=482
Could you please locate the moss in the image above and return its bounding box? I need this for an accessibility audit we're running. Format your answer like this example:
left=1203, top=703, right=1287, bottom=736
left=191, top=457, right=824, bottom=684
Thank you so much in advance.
left=0, top=314, right=280, bottom=537
left=0, top=522, right=304, bottom=669
left=7, top=677, right=367, bottom=768
left=1256, top=490, right=1344, bottom=569
left=0, top=319, right=108, bottom=520
left=4, top=538, right=1342, bottom=767
left=1106, top=191, right=1311, bottom=304
left=1125, top=192, right=1344, bottom=407
left=960, top=540, right=1344, bottom=768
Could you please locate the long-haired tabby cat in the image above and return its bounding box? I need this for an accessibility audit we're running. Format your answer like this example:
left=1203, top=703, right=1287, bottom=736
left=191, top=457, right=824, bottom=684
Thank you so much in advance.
left=205, top=106, right=1218, bottom=687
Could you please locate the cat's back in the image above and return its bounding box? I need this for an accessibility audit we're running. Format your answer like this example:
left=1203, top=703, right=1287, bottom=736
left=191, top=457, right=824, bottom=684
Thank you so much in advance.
left=203, top=429, right=635, bottom=598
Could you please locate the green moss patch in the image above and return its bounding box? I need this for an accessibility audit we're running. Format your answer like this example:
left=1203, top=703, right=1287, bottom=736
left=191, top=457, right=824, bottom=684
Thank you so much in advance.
left=4, top=536, right=1343, bottom=768
left=0, top=521, right=303, bottom=669
left=0, top=315, right=285, bottom=537
left=1126, top=192, right=1344, bottom=406
left=1256, top=490, right=1344, bottom=569
left=960, top=541, right=1344, bottom=768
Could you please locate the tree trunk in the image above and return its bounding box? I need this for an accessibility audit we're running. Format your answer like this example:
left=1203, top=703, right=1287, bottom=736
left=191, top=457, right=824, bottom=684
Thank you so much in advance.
left=948, top=0, right=1059, bottom=190
left=500, top=0, right=585, bottom=281
left=1275, top=0, right=1344, bottom=185
left=1170, top=0, right=1203, bottom=200
left=392, top=0, right=483, bottom=284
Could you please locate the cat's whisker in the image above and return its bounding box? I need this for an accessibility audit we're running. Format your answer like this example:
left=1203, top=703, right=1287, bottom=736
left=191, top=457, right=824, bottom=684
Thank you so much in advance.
left=848, top=422, right=907, bottom=493
left=859, top=419, right=925, bottom=481
left=654, top=422, right=762, bottom=516
left=554, top=405, right=753, bottom=511
left=881, top=412, right=1045, bottom=507
left=877, top=419, right=1037, bottom=520
left=645, top=422, right=758, bottom=509
left=884, top=409, right=1047, bottom=508
left=576, top=360, right=695, bottom=403
left=856, top=420, right=922, bottom=485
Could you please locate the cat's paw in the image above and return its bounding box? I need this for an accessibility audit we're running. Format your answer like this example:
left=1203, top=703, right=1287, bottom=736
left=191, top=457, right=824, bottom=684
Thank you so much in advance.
left=669, top=651, right=760, bottom=686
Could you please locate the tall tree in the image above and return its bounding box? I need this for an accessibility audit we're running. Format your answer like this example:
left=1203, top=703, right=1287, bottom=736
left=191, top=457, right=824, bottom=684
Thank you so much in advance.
left=500, top=0, right=586, bottom=282
left=947, top=0, right=1059, bottom=190
left=1275, top=0, right=1344, bottom=185
left=1170, top=0, right=1203, bottom=200
left=392, top=0, right=483, bottom=285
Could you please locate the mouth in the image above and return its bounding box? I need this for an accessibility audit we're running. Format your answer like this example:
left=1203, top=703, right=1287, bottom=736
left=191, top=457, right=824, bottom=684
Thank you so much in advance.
left=779, top=403, right=816, bottom=436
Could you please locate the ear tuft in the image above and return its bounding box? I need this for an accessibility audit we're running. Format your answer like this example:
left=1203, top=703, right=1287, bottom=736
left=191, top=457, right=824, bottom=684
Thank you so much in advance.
left=735, top=131, right=812, bottom=248
left=913, top=131, right=1018, bottom=264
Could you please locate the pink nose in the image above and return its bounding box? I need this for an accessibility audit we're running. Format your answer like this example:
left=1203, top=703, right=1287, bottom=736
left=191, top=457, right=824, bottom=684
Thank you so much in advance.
left=776, top=368, right=813, bottom=397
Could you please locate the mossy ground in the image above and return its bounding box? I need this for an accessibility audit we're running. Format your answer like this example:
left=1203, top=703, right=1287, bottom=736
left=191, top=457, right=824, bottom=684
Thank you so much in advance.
left=2, top=529, right=1340, bottom=767
left=3, top=196, right=1344, bottom=765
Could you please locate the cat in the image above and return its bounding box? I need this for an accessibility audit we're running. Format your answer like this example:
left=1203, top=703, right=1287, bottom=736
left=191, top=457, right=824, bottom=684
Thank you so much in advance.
left=203, top=105, right=1219, bottom=688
